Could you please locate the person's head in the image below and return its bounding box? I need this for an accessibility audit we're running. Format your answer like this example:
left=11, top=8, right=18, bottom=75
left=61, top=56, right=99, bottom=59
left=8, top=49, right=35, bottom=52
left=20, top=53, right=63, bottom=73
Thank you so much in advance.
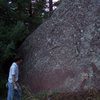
left=14, top=56, right=23, bottom=65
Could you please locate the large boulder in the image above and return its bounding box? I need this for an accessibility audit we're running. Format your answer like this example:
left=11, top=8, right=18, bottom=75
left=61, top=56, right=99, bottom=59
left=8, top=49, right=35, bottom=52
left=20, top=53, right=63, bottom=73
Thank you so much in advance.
left=18, top=0, right=100, bottom=93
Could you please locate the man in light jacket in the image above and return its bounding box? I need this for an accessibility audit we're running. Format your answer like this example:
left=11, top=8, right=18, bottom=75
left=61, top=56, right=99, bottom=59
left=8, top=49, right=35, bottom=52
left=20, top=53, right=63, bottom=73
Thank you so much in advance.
left=7, top=56, right=23, bottom=100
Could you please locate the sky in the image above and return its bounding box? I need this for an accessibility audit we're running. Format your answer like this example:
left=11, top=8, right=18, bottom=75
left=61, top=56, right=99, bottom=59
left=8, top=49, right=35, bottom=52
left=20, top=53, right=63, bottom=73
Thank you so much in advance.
left=53, top=0, right=59, bottom=2
left=46, top=0, right=59, bottom=3
left=45, top=0, right=60, bottom=11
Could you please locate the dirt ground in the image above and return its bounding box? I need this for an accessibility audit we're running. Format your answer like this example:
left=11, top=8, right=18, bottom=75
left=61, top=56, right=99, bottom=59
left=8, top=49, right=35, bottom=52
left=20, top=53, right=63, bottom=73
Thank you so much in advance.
left=43, top=90, right=100, bottom=100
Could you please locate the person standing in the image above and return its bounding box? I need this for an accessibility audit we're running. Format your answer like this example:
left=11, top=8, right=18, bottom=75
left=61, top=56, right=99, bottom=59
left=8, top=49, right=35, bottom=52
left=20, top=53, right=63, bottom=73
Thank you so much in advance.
left=7, top=57, right=23, bottom=100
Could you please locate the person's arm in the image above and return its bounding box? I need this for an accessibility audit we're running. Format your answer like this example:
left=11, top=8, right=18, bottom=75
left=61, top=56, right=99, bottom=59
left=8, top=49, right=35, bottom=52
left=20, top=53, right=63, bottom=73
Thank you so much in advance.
left=12, top=75, right=17, bottom=89
left=11, top=64, right=17, bottom=89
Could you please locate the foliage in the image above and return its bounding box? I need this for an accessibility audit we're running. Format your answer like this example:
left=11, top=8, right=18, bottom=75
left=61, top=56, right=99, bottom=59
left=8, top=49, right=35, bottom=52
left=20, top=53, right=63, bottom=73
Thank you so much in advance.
left=0, top=0, right=60, bottom=64
left=0, top=21, right=28, bottom=63
left=21, top=84, right=48, bottom=100
left=0, top=0, right=47, bottom=64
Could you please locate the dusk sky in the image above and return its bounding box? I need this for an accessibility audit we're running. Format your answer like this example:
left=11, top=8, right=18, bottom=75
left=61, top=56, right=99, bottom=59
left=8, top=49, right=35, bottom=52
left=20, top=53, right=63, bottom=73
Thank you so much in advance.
left=53, top=0, right=59, bottom=2
left=45, top=0, right=60, bottom=11
left=47, top=0, right=59, bottom=3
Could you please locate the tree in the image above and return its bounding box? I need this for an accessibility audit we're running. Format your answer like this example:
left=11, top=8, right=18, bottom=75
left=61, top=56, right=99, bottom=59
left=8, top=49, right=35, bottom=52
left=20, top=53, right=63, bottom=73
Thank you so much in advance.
left=0, top=0, right=48, bottom=73
left=49, top=0, right=53, bottom=12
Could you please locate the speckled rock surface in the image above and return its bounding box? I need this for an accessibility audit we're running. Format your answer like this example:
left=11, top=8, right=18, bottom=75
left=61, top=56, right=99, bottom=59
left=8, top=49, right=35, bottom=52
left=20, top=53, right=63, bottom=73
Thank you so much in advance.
left=18, top=0, right=100, bottom=92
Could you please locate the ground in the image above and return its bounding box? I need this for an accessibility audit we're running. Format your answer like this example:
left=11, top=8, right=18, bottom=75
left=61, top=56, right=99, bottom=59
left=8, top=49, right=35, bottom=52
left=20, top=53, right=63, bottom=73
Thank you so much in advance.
left=21, top=89, right=100, bottom=100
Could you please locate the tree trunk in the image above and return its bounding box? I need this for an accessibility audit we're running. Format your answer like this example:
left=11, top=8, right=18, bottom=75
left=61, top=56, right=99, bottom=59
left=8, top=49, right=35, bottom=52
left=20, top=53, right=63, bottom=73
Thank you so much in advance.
left=29, top=0, right=32, bottom=17
left=49, top=0, right=53, bottom=12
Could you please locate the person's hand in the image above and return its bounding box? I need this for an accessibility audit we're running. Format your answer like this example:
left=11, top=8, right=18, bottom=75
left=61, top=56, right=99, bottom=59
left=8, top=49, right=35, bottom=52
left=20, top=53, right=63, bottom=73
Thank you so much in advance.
left=14, top=84, right=18, bottom=90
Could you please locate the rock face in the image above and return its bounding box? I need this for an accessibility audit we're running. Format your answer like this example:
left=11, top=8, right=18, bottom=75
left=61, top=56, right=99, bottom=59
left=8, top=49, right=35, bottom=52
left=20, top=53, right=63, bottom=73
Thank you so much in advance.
left=18, top=0, right=100, bottom=92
